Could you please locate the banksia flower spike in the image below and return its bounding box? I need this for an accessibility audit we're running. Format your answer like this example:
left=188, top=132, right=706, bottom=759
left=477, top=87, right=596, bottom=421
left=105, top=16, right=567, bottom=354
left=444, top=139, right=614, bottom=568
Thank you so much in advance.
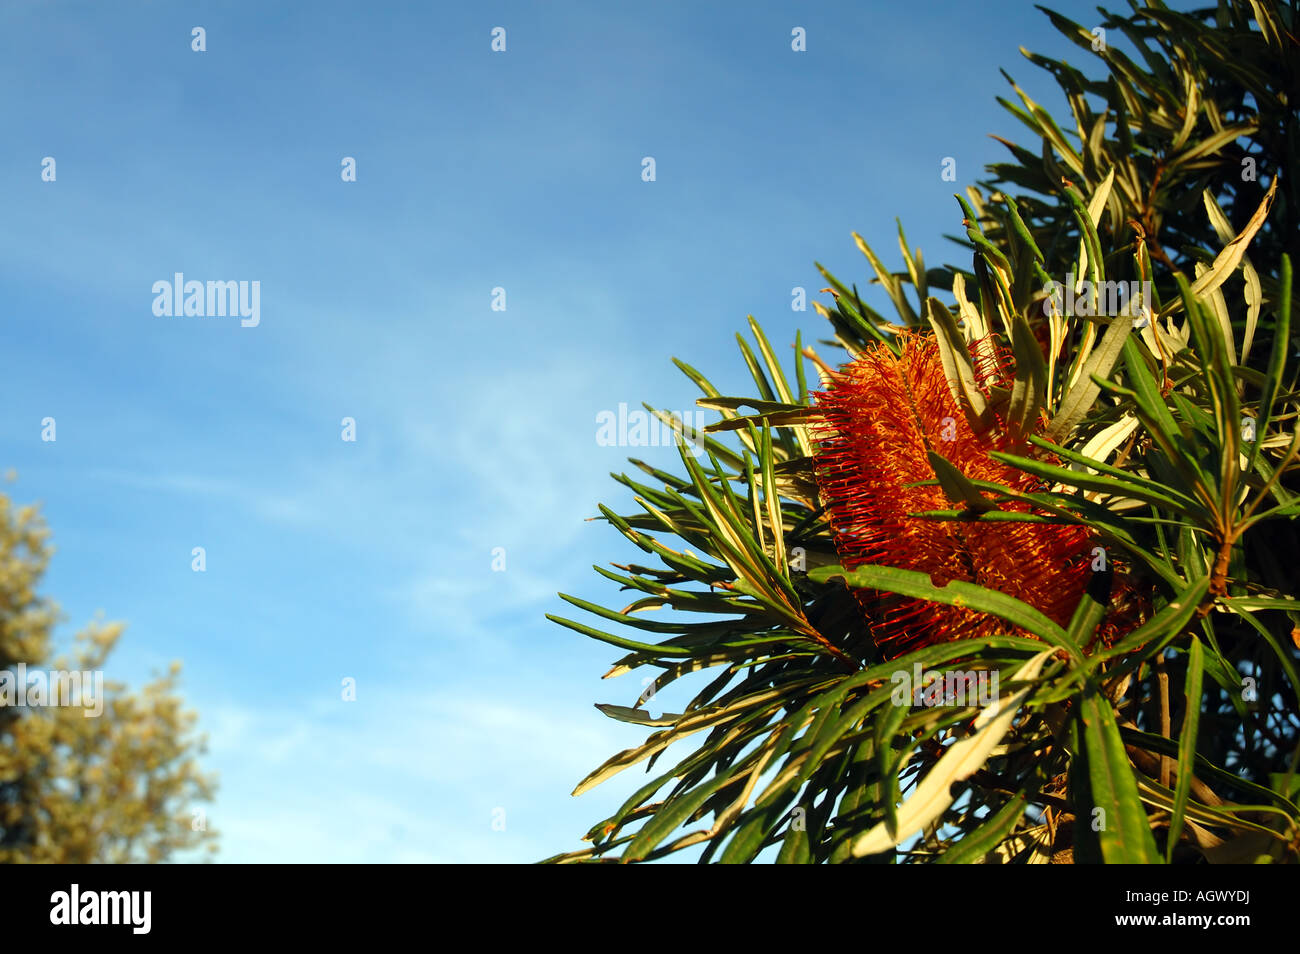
left=812, top=330, right=1139, bottom=657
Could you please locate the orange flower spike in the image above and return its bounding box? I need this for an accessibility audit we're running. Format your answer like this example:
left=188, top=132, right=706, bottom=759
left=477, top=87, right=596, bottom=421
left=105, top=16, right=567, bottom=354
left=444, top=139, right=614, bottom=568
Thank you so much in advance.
left=811, top=330, right=1135, bottom=657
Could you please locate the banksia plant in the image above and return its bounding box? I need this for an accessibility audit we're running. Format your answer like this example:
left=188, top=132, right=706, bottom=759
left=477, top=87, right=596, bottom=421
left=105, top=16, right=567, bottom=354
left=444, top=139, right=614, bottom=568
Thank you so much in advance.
left=545, top=0, right=1300, bottom=864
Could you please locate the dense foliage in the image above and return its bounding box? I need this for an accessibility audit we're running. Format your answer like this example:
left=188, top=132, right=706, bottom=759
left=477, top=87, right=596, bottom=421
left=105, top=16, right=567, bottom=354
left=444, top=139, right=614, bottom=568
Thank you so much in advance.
left=547, top=0, right=1299, bottom=863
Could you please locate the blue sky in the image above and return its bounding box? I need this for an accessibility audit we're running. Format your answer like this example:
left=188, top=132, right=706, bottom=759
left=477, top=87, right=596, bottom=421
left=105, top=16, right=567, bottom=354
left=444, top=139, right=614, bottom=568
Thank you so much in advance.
left=0, top=0, right=1161, bottom=862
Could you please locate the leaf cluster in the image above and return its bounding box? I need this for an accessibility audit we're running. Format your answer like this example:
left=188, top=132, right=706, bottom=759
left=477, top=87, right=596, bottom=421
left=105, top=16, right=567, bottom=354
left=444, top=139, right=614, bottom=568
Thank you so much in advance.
left=546, top=0, right=1300, bottom=863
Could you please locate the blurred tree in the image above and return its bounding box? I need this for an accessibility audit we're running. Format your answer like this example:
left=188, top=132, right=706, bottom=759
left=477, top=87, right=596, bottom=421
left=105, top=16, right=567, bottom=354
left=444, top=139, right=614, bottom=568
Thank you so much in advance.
left=0, top=490, right=217, bottom=863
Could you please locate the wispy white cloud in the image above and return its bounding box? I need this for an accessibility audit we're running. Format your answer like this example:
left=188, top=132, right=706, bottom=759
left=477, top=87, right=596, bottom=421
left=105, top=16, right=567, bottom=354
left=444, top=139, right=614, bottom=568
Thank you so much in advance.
left=199, top=688, right=640, bottom=862
left=89, top=468, right=325, bottom=529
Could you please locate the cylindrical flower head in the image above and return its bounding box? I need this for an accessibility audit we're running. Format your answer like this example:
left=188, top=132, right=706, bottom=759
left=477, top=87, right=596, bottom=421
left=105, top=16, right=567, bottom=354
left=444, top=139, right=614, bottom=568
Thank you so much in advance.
left=812, top=330, right=1139, bottom=657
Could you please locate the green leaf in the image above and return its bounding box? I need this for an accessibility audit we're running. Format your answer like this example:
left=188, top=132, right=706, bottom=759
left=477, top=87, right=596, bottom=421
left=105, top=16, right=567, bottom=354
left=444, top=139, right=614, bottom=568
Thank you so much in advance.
left=1065, top=564, right=1113, bottom=647
left=935, top=789, right=1031, bottom=864
left=1007, top=314, right=1048, bottom=442
left=1075, top=681, right=1162, bottom=863
left=926, top=450, right=996, bottom=513
left=1118, top=336, right=1214, bottom=504
left=925, top=297, right=993, bottom=432
left=989, top=449, right=1202, bottom=515
left=808, top=563, right=1079, bottom=659
left=1157, top=177, right=1277, bottom=320
left=1202, top=190, right=1262, bottom=363
left=594, top=704, right=684, bottom=727
left=623, top=771, right=735, bottom=862
left=1047, top=315, right=1134, bottom=442
left=1170, top=123, right=1260, bottom=169
left=1167, top=637, right=1204, bottom=860
left=546, top=612, right=694, bottom=658
left=1251, top=253, right=1291, bottom=473
left=853, top=231, right=920, bottom=326
left=1000, top=193, right=1045, bottom=265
